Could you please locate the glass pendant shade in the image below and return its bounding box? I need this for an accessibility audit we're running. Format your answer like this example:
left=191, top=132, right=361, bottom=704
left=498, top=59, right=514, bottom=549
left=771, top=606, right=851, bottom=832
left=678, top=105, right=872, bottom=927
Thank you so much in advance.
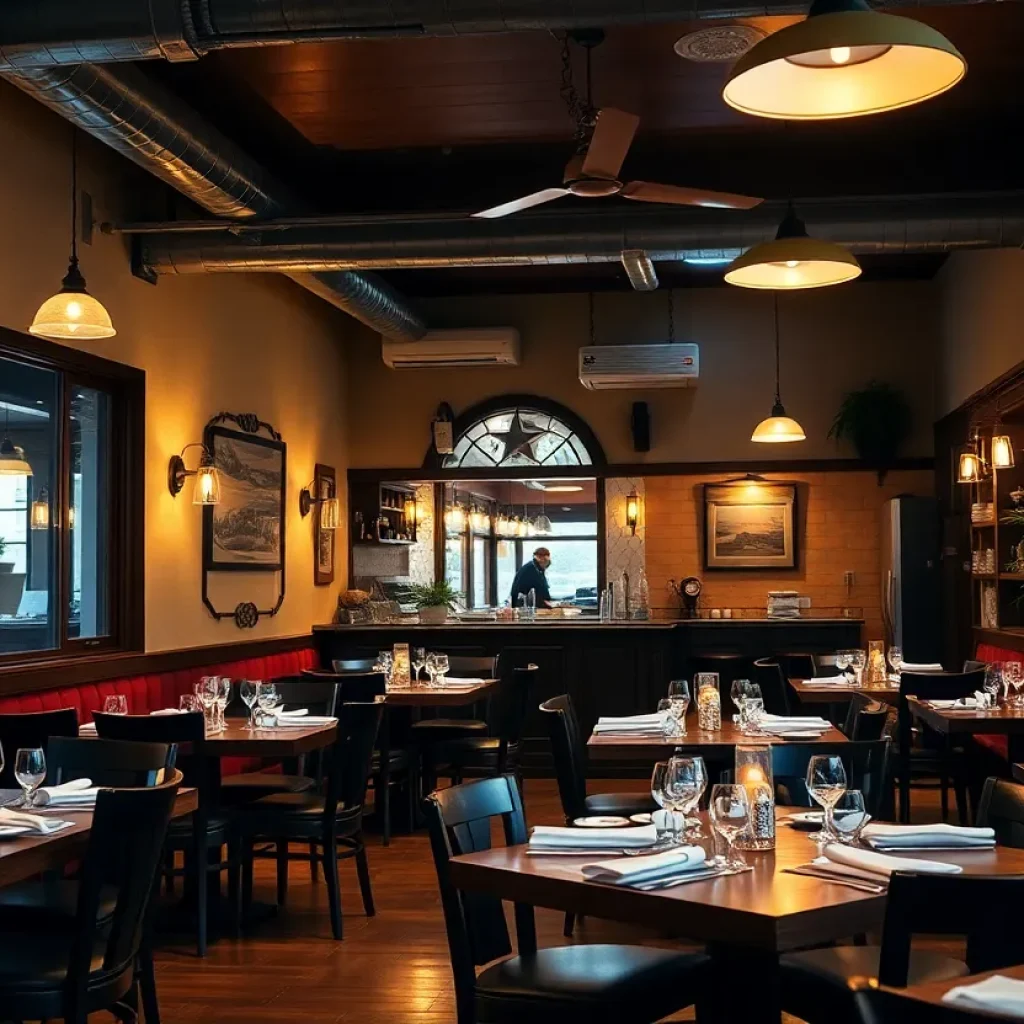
left=192, top=464, right=221, bottom=505
left=722, top=0, right=966, bottom=120
left=0, top=437, right=33, bottom=476
left=30, top=492, right=50, bottom=530
left=958, top=451, right=982, bottom=483
left=751, top=404, right=808, bottom=443
left=534, top=514, right=553, bottom=535
left=29, top=262, right=116, bottom=340
left=992, top=435, right=1015, bottom=470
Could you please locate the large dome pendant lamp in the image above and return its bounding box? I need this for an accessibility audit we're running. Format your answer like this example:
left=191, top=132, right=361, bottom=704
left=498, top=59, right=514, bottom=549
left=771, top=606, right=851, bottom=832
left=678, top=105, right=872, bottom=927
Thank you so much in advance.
left=725, top=202, right=861, bottom=290
left=722, top=0, right=965, bottom=121
left=29, top=128, right=116, bottom=341
left=751, top=294, right=806, bottom=444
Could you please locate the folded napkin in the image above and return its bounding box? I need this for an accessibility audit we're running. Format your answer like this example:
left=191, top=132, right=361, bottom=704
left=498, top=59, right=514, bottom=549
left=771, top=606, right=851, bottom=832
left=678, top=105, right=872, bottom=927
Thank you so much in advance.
left=861, top=822, right=995, bottom=850
left=929, top=698, right=978, bottom=710
left=819, top=842, right=962, bottom=880
left=150, top=708, right=186, bottom=716
left=900, top=662, right=944, bottom=673
left=581, top=846, right=707, bottom=885
left=265, top=714, right=336, bottom=728
left=593, top=714, right=667, bottom=735
left=807, top=675, right=853, bottom=686
left=943, top=976, right=1024, bottom=1016
left=0, top=806, right=73, bottom=833
left=760, top=715, right=831, bottom=731
left=444, top=677, right=488, bottom=685
left=79, top=722, right=97, bottom=734
left=528, top=824, right=657, bottom=850
left=35, top=778, right=99, bottom=807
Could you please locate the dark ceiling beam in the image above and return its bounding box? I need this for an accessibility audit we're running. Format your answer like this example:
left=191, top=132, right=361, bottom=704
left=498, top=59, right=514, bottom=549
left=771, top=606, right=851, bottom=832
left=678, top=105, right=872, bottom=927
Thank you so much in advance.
left=0, top=0, right=1014, bottom=70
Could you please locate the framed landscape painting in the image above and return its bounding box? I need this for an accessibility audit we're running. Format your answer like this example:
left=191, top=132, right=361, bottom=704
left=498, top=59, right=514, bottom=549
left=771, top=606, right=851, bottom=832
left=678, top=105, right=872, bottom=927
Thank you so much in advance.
left=203, top=423, right=286, bottom=572
left=703, top=481, right=797, bottom=570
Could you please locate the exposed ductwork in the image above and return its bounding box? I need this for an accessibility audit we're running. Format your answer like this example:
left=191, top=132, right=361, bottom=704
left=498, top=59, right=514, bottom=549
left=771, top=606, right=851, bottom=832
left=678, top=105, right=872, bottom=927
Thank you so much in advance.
left=0, top=0, right=1007, bottom=70
left=620, top=250, right=659, bottom=291
left=0, top=61, right=425, bottom=339
left=131, top=195, right=1024, bottom=276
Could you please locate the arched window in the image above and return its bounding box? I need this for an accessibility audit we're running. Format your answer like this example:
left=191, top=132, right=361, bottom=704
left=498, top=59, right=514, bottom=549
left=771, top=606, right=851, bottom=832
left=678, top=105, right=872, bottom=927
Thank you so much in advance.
left=442, top=402, right=596, bottom=470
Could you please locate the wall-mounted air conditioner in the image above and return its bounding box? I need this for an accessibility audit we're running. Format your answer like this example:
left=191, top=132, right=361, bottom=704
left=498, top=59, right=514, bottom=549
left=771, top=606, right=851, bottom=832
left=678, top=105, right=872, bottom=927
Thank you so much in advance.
left=578, top=343, right=699, bottom=390
left=382, top=328, right=520, bottom=369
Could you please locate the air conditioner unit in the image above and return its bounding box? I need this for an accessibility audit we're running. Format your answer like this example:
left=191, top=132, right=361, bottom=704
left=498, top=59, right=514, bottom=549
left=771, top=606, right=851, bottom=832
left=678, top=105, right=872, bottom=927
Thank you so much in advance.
left=382, top=328, right=521, bottom=369
left=578, top=343, right=699, bottom=390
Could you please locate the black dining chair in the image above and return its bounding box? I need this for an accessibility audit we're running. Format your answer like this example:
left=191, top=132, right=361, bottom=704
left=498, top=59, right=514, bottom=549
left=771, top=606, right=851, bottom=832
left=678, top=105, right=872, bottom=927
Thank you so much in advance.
left=0, top=774, right=181, bottom=1024
left=237, top=700, right=383, bottom=939
left=850, top=976, right=1015, bottom=1024
left=896, top=669, right=984, bottom=823
left=94, top=710, right=235, bottom=957
left=410, top=654, right=498, bottom=741
left=0, top=707, right=79, bottom=787
left=425, top=774, right=710, bottom=1024
left=781, top=873, right=1024, bottom=1024
left=842, top=693, right=891, bottom=742
left=753, top=658, right=795, bottom=716
left=331, top=658, right=376, bottom=673
left=976, top=776, right=1024, bottom=846
left=777, top=652, right=818, bottom=680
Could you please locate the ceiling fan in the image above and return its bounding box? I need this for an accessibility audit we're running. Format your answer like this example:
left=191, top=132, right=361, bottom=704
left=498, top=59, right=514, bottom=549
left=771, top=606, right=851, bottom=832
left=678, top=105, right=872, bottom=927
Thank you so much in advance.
left=472, top=33, right=763, bottom=220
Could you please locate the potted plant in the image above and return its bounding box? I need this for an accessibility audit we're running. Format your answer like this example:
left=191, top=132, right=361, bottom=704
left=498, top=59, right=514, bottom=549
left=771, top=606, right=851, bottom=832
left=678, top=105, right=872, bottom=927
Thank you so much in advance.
left=409, top=580, right=461, bottom=625
left=828, top=380, right=912, bottom=483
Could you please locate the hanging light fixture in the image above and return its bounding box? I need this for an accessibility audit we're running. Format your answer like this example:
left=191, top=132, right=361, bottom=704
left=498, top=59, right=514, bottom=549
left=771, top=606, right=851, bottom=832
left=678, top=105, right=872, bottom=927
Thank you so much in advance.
left=992, top=423, right=1015, bottom=470
left=751, top=295, right=806, bottom=443
left=958, top=450, right=983, bottom=484
left=167, top=443, right=220, bottom=504
left=30, top=488, right=50, bottom=530
left=29, top=128, right=115, bottom=341
left=533, top=487, right=552, bottom=536
left=725, top=203, right=861, bottom=290
left=0, top=406, right=33, bottom=476
left=722, top=0, right=965, bottom=121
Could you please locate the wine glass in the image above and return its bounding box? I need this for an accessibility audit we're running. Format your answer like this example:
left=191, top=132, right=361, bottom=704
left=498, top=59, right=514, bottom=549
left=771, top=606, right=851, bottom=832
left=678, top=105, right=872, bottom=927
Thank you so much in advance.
left=834, top=650, right=853, bottom=676
left=650, top=761, right=683, bottom=846
left=741, top=696, right=765, bottom=735
left=983, top=664, right=1003, bottom=708
left=667, top=679, right=691, bottom=724
left=730, top=679, right=753, bottom=715
left=179, top=694, right=201, bottom=713
left=424, top=653, right=439, bottom=687
left=256, top=682, right=279, bottom=726
left=887, top=646, right=903, bottom=685
left=14, top=747, right=46, bottom=808
left=657, top=699, right=680, bottom=740
left=434, top=653, right=450, bottom=685
left=667, top=756, right=707, bottom=840
left=1006, top=662, right=1024, bottom=709
left=832, top=790, right=870, bottom=845
left=239, top=680, right=260, bottom=730
left=216, top=677, right=232, bottom=731
left=103, top=694, right=128, bottom=715
left=411, top=647, right=427, bottom=685
left=708, top=784, right=751, bottom=869
left=849, top=650, right=867, bottom=686
left=806, top=754, right=848, bottom=843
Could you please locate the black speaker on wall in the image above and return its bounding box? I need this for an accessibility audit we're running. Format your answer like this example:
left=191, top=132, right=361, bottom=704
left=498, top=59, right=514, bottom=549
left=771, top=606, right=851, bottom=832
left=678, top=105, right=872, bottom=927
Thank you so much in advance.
left=631, top=401, right=651, bottom=453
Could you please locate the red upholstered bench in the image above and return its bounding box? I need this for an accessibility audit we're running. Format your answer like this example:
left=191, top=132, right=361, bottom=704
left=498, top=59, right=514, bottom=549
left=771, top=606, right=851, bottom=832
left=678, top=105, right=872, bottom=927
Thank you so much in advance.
left=0, top=647, right=316, bottom=775
left=972, top=643, right=1020, bottom=761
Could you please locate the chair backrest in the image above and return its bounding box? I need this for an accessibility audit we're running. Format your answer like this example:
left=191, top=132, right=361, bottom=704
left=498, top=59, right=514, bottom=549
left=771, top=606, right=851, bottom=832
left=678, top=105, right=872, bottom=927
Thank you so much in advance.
left=66, top=773, right=181, bottom=1016
left=424, top=775, right=531, bottom=1024
left=752, top=658, right=793, bottom=716
left=336, top=671, right=386, bottom=703
left=851, top=979, right=999, bottom=1024
left=842, top=693, right=890, bottom=741
left=770, top=739, right=892, bottom=817
left=488, top=665, right=538, bottom=750
left=447, top=655, right=498, bottom=678
left=976, top=777, right=1024, bottom=847
left=879, top=872, right=1024, bottom=985
left=47, top=736, right=175, bottom=787
left=332, top=658, right=376, bottom=673
left=963, top=659, right=986, bottom=673
left=777, top=653, right=817, bottom=680
left=538, top=694, right=588, bottom=821
left=275, top=676, right=339, bottom=716
left=323, top=701, right=384, bottom=819
left=897, top=669, right=985, bottom=749
left=0, top=707, right=79, bottom=787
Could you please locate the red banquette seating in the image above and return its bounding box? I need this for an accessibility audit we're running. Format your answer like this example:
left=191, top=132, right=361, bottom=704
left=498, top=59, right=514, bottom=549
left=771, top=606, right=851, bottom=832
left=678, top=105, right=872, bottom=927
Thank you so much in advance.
left=973, top=643, right=1018, bottom=761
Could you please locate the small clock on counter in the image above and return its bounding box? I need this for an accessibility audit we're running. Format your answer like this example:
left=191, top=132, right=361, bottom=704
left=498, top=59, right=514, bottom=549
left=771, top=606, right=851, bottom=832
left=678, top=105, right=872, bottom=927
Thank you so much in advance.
left=679, top=576, right=701, bottom=619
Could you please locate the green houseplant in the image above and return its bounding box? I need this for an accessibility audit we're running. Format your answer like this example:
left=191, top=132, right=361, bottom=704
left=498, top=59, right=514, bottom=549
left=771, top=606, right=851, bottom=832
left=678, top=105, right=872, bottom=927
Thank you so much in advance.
left=828, top=380, right=912, bottom=483
left=409, top=579, right=462, bottom=625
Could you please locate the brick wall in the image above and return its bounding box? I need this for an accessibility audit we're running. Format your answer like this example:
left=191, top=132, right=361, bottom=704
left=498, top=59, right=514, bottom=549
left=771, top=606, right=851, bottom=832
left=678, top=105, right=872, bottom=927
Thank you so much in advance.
left=644, top=469, right=934, bottom=639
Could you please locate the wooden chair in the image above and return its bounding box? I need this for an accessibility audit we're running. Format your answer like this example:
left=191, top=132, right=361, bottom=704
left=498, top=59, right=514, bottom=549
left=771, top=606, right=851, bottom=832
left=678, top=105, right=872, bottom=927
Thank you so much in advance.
left=0, top=775, right=181, bottom=1024
left=771, top=739, right=892, bottom=818
left=424, top=775, right=710, bottom=1024
left=976, top=776, right=1024, bottom=846
left=237, top=701, right=383, bottom=939
left=0, top=707, right=78, bottom=787
left=851, top=977, right=1018, bottom=1024
left=781, top=873, right=1024, bottom=1024
left=753, top=658, right=795, bottom=716
left=842, top=693, right=891, bottom=741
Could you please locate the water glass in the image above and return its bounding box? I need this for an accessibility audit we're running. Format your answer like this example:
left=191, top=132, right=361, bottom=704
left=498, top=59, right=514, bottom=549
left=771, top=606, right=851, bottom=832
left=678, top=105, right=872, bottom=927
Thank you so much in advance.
left=1005, top=662, right=1024, bottom=708
left=806, top=754, right=848, bottom=843
left=103, top=694, right=128, bottom=715
left=740, top=696, right=765, bottom=734
left=14, top=747, right=46, bottom=808
left=255, top=682, right=279, bottom=727
left=667, top=755, right=707, bottom=839
left=199, top=677, right=220, bottom=732
left=708, top=784, right=751, bottom=869
left=834, top=650, right=853, bottom=676
left=179, top=694, right=201, bottom=713
left=887, top=646, right=903, bottom=682
left=434, top=653, right=450, bottom=685
left=216, top=676, right=232, bottom=731
left=411, top=647, right=427, bottom=685
left=374, top=651, right=394, bottom=685
left=657, top=699, right=681, bottom=740
left=849, top=650, right=867, bottom=686
left=832, top=790, right=870, bottom=845
left=983, top=664, right=1003, bottom=708
left=650, top=761, right=683, bottom=845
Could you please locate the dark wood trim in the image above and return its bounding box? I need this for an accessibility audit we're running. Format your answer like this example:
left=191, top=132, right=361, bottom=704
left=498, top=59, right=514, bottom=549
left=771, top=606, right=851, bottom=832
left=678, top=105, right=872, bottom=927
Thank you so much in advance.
left=0, top=325, right=148, bottom=382
left=0, top=633, right=313, bottom=697
left=974, top=627, right=1024, bottom=656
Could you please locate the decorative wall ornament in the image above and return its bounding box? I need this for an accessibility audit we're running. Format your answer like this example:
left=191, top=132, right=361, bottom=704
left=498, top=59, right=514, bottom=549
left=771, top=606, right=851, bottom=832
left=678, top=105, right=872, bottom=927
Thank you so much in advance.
left=704, top=479, right=797, bottom=570
left=312, top=463, right=336, bottom=586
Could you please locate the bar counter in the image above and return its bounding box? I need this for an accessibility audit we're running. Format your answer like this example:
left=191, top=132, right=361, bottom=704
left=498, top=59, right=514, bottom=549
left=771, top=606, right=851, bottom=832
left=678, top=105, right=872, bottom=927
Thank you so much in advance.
left=313, top=617, right=862, bottom=772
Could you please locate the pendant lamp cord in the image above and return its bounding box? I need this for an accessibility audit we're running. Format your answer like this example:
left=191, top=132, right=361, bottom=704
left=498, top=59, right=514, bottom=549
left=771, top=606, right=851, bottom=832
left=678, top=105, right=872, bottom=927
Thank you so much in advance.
left=667, top=289, right=675, bottom=343
left=588, top=291, right=595, bottom=345
left=773, top=292, right=782, bottom=405
left=70, top=127, right=78, bottom=268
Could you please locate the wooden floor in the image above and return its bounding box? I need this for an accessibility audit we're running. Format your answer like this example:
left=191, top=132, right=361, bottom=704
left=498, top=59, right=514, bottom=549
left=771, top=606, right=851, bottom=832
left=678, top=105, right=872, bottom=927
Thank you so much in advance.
left=144, top=779, right=948, bottom=1024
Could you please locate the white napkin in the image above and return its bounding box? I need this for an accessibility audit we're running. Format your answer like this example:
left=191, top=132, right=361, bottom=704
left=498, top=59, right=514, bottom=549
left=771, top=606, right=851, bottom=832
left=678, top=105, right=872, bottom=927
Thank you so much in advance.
left=900, top=662, right=944, bottom=673
left=528, top=824, right=657, bottom=850
left=861, top=822, right=995, bottom=850
left=760, top=714, right=831, bottom=731
left=0, top=806, right=73, bottom=833
left=944, top=976, right=1024, bottom=1016
left=150, top=708, right=186, bottom=716
left=582, top=846, right=707, bottom=885
left=35, top=778, right=99, bottom=807
left=929, top=698, right=978, bottom=710
left=79, top=722, right=97, bottom=734
left=593, top=714, right=667, bottom=735
left=974, top=690, right=995, bottom=709
left=820, top=842, right=962, bottom=880
left=265, top=714, right=336, bottom=728
left=807, top=675, right=851, bottom=686
left=444, top=677, right=488, bottom=685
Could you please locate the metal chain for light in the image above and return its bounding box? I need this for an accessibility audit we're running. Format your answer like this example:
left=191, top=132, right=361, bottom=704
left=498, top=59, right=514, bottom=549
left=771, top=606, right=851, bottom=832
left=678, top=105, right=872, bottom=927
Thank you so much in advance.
left=667, top=289, right=675, bottom=343
left=69, top=126, right=79, bottom=268
left=773, top=292, right=782, bottom=406
left=559, top=35, right=595, bottom=152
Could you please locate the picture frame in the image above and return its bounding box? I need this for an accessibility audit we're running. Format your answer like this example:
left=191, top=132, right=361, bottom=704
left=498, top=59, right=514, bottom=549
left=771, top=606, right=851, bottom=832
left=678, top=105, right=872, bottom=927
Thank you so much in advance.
left=314, top=462, right=336, bottom=586
left=202, top=421, right=287, bottom=573
left=703, top=481, right=797, bottom=570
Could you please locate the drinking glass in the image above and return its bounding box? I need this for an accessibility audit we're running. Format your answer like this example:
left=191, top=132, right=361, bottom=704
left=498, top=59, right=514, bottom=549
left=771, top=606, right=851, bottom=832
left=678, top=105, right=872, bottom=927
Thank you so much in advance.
left=832, top=790, right=870, bottom=845
left=887, top=646, right=903, bottom=684
left=179, top=694, right=201, bottom=713
left=806, top=754, right=848, bottom=843
left=239, top=680, right=260, bottom=729
left=666, top=680, right=690, bottom=732
left=730, top=679, right=754, bottom=715
left=199, top=677, right=220, bottom=732
left=1006, top=662, right=1024, bottom=709
left=708, top=784, right=751, bottom=869
left=216, top=677, right=232, bottom=731
left=983, top=664, right=1003, bottom=708
left=434, top=653, right=450, bottom=685
left=102, top=694, right=128, bottom=715
left=425, top=653, right=439, bottom=686
left=849, top=650, right=867, bottom=686
left=834, top=650, right=853, bottom=676
left=0, top=742, right=4, bottom=782
left=14, top=747, right=46, bottom=808
left=374, top=651, right=394, bottom=686
left=657, top=699, right=681, bottom=740
left=411, top=647, right=427, bottom=685
left=256, top=682, right=279, bottom=726
left=667, top=755, right=707, bottom=839
left=650, top=761, right=683, bottom=846
left=741, top=696, right=765, bottom=734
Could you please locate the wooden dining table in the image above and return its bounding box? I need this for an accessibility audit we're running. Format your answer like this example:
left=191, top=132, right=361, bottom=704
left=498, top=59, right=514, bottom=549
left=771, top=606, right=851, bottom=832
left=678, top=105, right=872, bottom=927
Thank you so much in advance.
left=448, top=813, right=1024, bottom=1024
left=874, top=962, right=1024, bottom=1022
left=906, top=698, right=1024, bottom=762
left=789, top=677, right=901, bottom=707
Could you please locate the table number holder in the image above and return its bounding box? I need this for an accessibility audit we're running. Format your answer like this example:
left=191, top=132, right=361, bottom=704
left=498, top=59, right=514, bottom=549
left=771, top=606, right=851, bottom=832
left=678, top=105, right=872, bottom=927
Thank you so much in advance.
left=734, top=743, right=775, bottom=850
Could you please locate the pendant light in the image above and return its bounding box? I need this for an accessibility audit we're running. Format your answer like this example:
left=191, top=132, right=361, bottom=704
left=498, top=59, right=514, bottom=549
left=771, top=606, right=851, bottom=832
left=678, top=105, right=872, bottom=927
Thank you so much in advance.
left=722, top=0, right=965, bottom=121
left=0, top=405, right=33, bottom=476
left=725, top=203, right=861, bottom=290
left=29, top=128, right=116, bottom=341
left=534, top=487, right=552, bottom=536
left=992, top=413, right=1015, bottom=470
left=751, top=295, right=806, bottom=443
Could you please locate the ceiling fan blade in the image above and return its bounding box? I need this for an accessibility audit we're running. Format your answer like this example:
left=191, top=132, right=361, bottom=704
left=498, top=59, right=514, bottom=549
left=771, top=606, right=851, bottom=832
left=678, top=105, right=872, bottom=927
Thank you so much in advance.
left=471, top=188, right=570, bottom=219
left=581, top=108, right=639, bottom=181
left=621, top=181, right=763, bottom=210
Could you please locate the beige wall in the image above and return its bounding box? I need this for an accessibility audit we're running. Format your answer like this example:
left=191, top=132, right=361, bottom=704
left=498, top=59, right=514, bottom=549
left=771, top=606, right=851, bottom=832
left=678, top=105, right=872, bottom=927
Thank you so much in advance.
left=937, top=249, right=1024, bottom=417
left=0, top=81, right=349, bottom=651
left=346, top=284, right=938, bottom=468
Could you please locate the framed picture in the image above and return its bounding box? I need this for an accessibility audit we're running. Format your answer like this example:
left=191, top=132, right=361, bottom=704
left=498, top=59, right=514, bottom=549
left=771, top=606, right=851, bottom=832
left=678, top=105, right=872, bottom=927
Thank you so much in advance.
left=703, top=481, right=797, bottom=570
left=203, top=423, right=286, bottom=572
left=314, top=462, right=336, bottom=586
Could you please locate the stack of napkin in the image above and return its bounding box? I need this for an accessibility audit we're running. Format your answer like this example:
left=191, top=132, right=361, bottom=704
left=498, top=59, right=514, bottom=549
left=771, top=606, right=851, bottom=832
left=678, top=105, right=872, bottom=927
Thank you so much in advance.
left=34, top=778, right=99, bottom=807
left=807, top=674, right=854, bottom=686
left=79, top=721, right=97, bottom=735
left=861, top=822, right=995, bottom=850
left=900, top=662, right=944, bottom=673
left=581, top=846, right=707, bottom=887
left=815, top=842, right=963, bottom=881
left=527, top=824, right=657, bottom=852
left=759, top=714, right=832, bottom=735
left=0, top=806, right=74, bottom=834
left=265, top=707, right=337, bottom=727
left=943, top=976, right=1024, bottom=1016
left=442, top=677, right=488, bottom=686
left=592, top=714, right=666, bottom=736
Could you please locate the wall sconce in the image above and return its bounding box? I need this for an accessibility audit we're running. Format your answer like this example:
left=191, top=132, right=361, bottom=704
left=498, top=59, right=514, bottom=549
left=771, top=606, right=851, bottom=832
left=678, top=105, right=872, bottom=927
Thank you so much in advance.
left=626, top=490, right=642, bottom=535
left=993, top=434, right=1015, bottom=470
left=30, top=488, right=50, bottom=530
left=299, top=483, right=339, bottom=529
left=168, top=443, right=221, bottom=505
left=958, top=450, right=982, bottom=484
